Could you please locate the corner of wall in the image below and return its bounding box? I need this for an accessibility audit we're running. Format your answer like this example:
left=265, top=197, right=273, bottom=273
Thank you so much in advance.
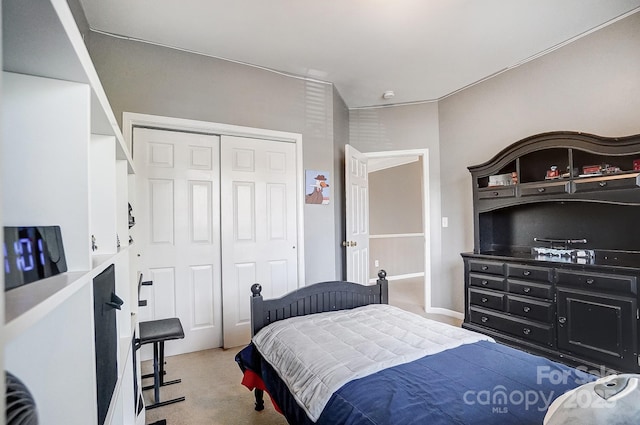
left=333, top=85, right=349, bottom=280
left=66, top=0, right=91, bottom=45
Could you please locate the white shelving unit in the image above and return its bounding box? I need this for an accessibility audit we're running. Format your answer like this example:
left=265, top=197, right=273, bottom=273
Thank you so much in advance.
left=2, top=0, right=139, bottom=424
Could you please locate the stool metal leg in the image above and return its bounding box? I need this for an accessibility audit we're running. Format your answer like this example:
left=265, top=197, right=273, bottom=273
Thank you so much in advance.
left=158, top=341, right=165, bottom=386
left=160, top=340, right=181, bottom=386
left=153, top=342, right=160, bottom=404
left=144, top=340, right=186, bottom=410
left=142, top=341, right=182, bottom=391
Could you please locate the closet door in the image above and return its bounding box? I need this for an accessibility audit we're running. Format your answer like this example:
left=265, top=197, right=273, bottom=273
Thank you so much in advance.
left=134, top=127, right=222, bottom=356
left=221, top=135, right=298, bottom=348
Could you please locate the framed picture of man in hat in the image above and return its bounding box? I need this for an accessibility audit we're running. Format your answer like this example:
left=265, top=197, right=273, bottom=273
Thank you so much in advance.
left=305, top=170, right=330, bottom=205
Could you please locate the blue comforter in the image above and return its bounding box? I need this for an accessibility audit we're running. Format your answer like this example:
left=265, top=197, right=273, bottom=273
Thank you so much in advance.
left=237, top=340, right=595, bottom=424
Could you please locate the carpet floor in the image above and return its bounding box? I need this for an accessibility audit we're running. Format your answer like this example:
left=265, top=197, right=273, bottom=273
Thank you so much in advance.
left=142, top=347, right=287, bottom=425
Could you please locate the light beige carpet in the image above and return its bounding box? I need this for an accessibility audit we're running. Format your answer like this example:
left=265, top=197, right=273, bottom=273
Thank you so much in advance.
left=142, top=347, right=287, bottom=425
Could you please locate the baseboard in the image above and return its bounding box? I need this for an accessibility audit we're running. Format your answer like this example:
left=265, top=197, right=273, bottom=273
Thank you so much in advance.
left=369, top=272, right=424, bottom=283
left=424, top=307, right=464, bottom=320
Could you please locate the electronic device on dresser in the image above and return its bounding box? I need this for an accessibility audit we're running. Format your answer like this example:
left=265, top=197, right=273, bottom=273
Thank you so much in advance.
left=3, top=225, right=67, bottom=290
left=462, top=131, right=640, bottom=374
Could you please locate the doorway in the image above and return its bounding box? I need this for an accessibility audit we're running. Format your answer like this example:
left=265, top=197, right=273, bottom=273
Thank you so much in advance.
left=366, top=149, right=430, bottom=315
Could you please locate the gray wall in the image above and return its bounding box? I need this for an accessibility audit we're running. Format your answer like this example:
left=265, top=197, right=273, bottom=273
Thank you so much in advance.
left=369, top=160, right=423, bottom=235
left=438, top=12, right=640, bottom=312
left=87, top=33, right=340, bottom=284
left=332, top=86, right=349, bottom=280
left=67, top=0, right=89, bottom=41
left=370, top=237, right=424, bottom=278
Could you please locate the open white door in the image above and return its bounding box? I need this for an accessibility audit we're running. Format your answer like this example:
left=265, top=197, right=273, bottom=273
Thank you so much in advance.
left=344, top=144, right=369, bottom=284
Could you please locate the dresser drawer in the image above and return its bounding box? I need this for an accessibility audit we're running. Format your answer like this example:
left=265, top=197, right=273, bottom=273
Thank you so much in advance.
left=469, top=288, right=505, bottom=311
left=507, top=264, right=552, bottom=282
left=508, top=279, right=553, bottom=299
left=507, top=295, right=554, bottom=323
left=468, top=260, right=504, bottom=276
left=573, top=173, right=640, bottom=193
left=519, top=181, right=569, bottom=197
left=469, top=273, right=506, bottom=291
left=470, top=307, right=554, bottom=347
left=478, top=186, right=515, bottom=199
left=556, top=270, right=637, bottom=295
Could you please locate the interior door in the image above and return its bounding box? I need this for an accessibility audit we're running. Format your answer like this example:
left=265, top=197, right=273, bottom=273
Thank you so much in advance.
left=221, top=135, right=299, bottom=348
left=134, top=127, right=222, bottom=357
left=344, top=144, right=369, bottom=284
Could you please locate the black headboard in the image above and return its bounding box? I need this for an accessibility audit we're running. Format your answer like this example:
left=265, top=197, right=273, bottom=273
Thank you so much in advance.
left=250, top=270, right=389, bottom=336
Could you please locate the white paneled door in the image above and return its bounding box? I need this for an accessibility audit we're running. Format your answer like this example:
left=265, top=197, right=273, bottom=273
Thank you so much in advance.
left=345, top=144, right=369, bottom=285
left=221, top=135, right=298, bottom=348
left=134, top=128, right=222, bottom=356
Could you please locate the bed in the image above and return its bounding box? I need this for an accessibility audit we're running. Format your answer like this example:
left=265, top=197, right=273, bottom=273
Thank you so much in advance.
left=235, top=271, right=596, bottom=424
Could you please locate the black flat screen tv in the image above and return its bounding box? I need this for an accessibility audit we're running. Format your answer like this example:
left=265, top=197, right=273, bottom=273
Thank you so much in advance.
left=93, top=264, right=118, bottom=425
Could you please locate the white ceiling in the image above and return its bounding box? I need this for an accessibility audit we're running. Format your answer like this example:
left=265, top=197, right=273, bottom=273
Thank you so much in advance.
left=79, top=0, right=640, bottom=108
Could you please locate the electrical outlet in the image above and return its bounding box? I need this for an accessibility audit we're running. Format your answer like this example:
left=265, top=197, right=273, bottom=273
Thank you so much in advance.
left=374, top=260, right=380, bottom=267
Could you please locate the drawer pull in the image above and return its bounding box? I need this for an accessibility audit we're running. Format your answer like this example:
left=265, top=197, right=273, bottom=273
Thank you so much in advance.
left=481, top=297, right=488, bottom=303
left=481, top=265, right=489, bottom=271
left=558, top=317, right=567, bottom=324
left=523, top=287, right=531, bottom=293
left=523, top=306, right=531, bottom=313
left=493, top=191, right=499, bottom=197
left=523, top=328, right=531, bottom=335
left=523, top=270, right=531, bottom=276
left=599, top=181, right=607, bottom=187
left=586, top=278, right=595, bottom=285
left=537, top=187, right=545, bottom=193
left=481, top=280, right=489, bottom=286
left=481, top=316, right=489, bottom=323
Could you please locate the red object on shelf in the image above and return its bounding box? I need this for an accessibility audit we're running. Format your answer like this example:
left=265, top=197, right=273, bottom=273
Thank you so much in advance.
left=634, top=159, right=640, bottom=171
left=582, top=164, right=602, bottom=174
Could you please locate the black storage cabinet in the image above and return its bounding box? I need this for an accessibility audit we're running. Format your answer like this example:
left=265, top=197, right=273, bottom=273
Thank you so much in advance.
left=462, top=131, right=640, bottom=373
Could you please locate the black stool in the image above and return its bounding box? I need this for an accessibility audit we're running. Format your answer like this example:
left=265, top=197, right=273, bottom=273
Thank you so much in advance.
left=137, top=317, right=186, bottom=410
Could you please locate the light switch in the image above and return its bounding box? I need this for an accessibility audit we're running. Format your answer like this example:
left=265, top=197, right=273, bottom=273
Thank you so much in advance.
left=442, top=217, right=449, bottom=228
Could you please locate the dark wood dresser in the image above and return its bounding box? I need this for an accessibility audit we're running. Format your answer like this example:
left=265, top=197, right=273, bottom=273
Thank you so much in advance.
left=462, top=131, right=640, bottom=373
